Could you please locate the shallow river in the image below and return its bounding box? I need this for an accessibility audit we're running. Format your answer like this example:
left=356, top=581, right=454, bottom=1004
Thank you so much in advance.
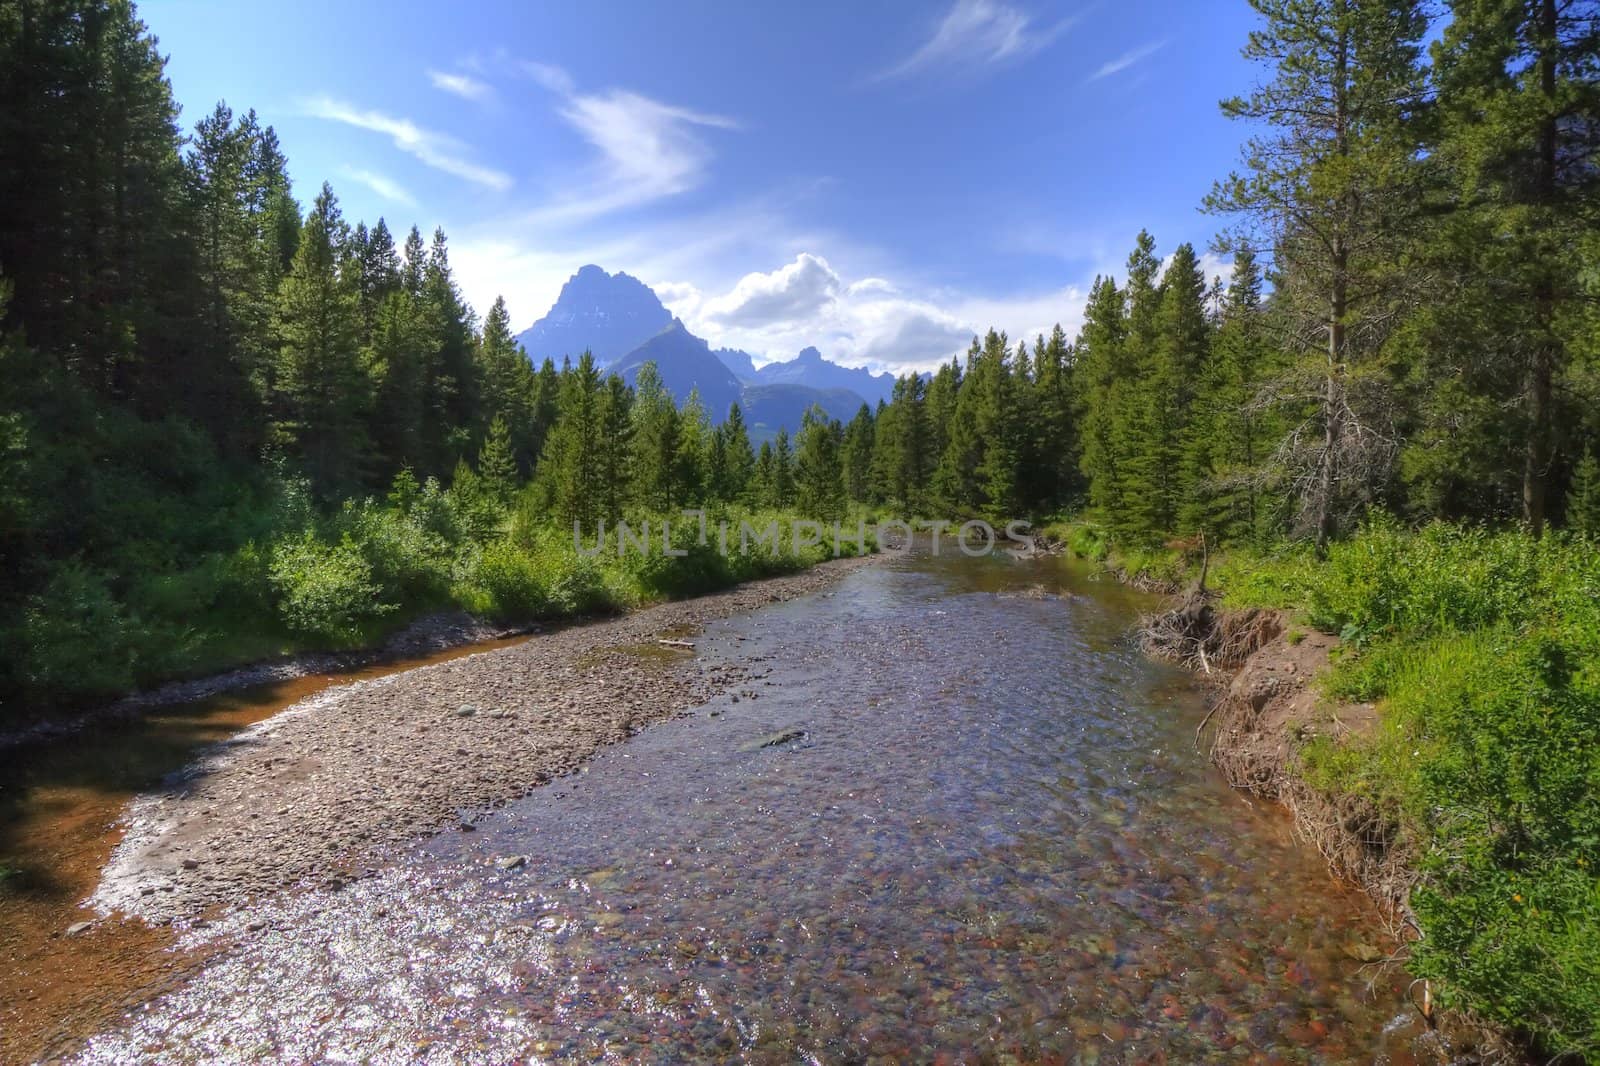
left=71, top=548, right=1422, bottom=1064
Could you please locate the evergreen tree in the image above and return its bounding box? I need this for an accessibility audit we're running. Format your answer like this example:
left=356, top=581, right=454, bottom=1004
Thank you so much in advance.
left=1122, top=243, right=1209, bottom=538
left=272, top=182, right=369, bottom=494
left=794, top=406, right=846, bottom=520
left=1032, top=324, right=1078, bottom=509
left=1207, top=0, right=1430, bottom=552
left=538, top=352, right=604, bottom=529
left=842, top=403, right=876, bottom=503
left=477, top=413, right=517, bottom=505
left=1427, top=0, right=1600, bottom=536
left=1182, top=249, right=1278, bottom=541
left=418, top=227, right=478, bottom=473
left=972, top=330, right=1019, bottom=521
left=932, top=338, right=985, bottom=511
left=772, top=428, right=795, bottom=509
left=751, top=441, right=777, bottom=508
left=630, top=362, right=680, bottom=510
left=718, top=402, right=756, bottom=502
left=529, top=357, right=562, bottom=476
left=476, top=295, right=536, bottom=471
left=1076, top=275, right=1130, bottom=520
left=596, top=374, right=633, bottom=523
left=676, top=389, right=711, bottom=502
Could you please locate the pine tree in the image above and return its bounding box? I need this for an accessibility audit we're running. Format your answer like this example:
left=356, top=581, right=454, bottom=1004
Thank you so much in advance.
left=596, top=373, right=633, bottom=523
left=273, top=182, right=370, bottom=494
left=676, top=389, right=711, bottom=502
left=1122, top=243, right=1209, bottom=538
left=418, top=227, right=478, bottom=474
left=972, top=330, right=1019, bottom=521
left=538, top=352, right=604, bottom=529
left=477, top=413, right=517, bottom=505
left=529, top=357, right=562, bottom=476
left=874, top=374, right=929, bottom=510
left=476, top=295, right=536, bottom=471
left=630, top=362, right=680, bottom=511
left=772, top=428, right=795, bottom=509
left=751, top=441, right=777, bottom=508
left=794, top=406, right=846, bottom=520
left=1207, top=0, right=1429, bottom=553
left=842, top=403, right=876, bottom=503
left=718, top=402, right=756, bottom=503
left=1182, top=249, right=1279, bottom=541
left=933, top=338, right=984, bottom=512
left=1032, top=324, right=1078, bottom=509
left=1428, top=0, right=1600, bottom=536
left=1076, top=275, right=1130, bottom=520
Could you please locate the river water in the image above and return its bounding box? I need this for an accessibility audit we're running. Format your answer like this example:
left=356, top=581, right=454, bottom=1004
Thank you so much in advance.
left=70, top=548, right=1422, bottom=1064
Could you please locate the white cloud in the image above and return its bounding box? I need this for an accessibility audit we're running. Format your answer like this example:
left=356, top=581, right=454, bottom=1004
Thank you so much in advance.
left=519, top=64, right=738, bottom=225
left=302, top=96, right=513, bottom=192
left=339, top=166, right=417, bottom=208
left=876, top=0, right=1077, bottom=82
left=426, top=69, right=493, bottom=103
left=1088, top=39, right=1167, bottom=82
left=669, top=251, right=1087, bottom=374
left=703, top=253, right=843, bottom=327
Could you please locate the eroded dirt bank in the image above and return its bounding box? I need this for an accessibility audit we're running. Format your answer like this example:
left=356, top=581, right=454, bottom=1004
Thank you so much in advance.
left=90, top=556, right=876, bottom=927
left=1143, top=593, right=1520, bottom=1062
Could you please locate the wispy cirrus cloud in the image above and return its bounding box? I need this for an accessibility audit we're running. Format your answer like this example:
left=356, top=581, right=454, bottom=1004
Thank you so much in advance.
left=518, top=63, right=738, bottom=225
left=338, top=166, right=417, bottom=208
left=426, top=69, right=494, bottom=103
left=302, top=96, right=513, bottom=192
left=875, top=0, right=1077, bottom=82
left=1088, top=39, right=1166, bottom=81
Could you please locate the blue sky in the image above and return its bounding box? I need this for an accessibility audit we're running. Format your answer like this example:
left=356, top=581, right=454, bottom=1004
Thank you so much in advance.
left=142, top=0, right=1262, bottom=371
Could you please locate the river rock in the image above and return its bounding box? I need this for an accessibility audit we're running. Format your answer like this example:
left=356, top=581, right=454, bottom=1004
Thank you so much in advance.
left=65, top=921, right=94, bottom=937
left=741, top=728, right=807, bottom=751
left=494, top=855, right=526, bottom=871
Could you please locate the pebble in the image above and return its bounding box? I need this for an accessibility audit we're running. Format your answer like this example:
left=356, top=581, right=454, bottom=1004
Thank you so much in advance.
left=494, top=856, right=526, bottom=871
left=65, top=921, right=94, bottom=937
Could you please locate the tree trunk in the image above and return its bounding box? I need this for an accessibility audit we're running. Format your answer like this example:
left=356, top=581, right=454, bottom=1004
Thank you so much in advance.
left=1523, top=0, right=1559, bottom=539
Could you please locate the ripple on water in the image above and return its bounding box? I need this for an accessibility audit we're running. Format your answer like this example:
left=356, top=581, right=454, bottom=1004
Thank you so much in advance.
left=74, top=552, right=1426, bottom=1064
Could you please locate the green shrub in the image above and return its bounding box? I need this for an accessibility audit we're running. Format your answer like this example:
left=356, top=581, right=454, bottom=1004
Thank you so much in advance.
left=454, top=539, right=550, bottom=620
left=17, top=564, right=139, bottom=698
left=267, top=532, right=394, bottom=642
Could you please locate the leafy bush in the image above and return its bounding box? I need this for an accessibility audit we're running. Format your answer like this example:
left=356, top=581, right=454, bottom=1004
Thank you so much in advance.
left=17, top=564, right=140, bottom=697
left=267, top=532, right=394, bottom=642
left=1227, top=520, right=1600, bottom=1055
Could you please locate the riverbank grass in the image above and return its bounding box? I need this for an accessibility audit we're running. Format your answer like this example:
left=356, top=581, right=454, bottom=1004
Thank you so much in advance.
left=1059, top=515, right=1600, bottom=1057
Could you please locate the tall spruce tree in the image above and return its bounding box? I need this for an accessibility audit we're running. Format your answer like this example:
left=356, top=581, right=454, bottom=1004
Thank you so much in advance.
left=1207, top=0, right=1429, bottom=552
left=630, top=362, right=680, bottom=511
left=1426, top=0, right=1600, bottom=536
left=272, top=182, right=369, bottom=494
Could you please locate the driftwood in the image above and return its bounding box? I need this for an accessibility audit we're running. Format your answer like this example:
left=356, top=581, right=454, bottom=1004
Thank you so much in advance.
left=656, top=639, right=696, bottom=650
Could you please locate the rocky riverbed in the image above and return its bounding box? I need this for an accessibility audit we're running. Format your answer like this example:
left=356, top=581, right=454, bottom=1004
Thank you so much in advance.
left=91, top=557, right=876, bottom=926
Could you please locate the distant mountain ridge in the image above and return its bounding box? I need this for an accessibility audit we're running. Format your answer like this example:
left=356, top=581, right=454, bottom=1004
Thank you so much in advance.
left=517, top=266, right=901, bottom=436
left=746, top=346, right=896, bottom=405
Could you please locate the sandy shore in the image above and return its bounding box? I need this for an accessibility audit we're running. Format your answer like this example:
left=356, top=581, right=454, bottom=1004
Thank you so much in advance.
left=92, top=557, right=876, bottom=925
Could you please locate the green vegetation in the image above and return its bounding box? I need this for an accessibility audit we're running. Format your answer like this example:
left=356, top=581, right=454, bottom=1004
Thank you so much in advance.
left=1, top=0, right=1597, bottom=1054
